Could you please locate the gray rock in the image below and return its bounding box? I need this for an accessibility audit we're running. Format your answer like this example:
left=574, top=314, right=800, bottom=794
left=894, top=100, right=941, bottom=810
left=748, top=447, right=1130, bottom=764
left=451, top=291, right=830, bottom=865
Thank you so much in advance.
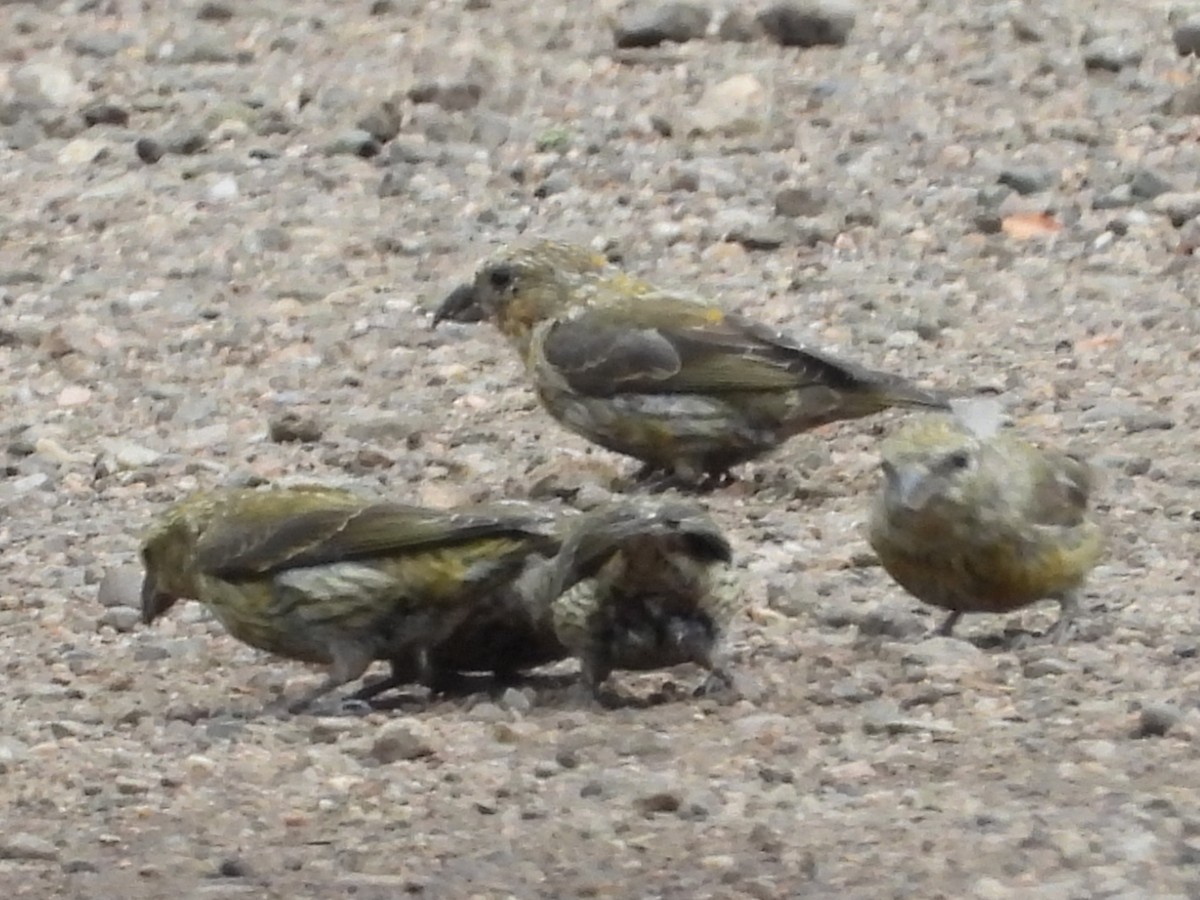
left=775, top=186, right=828, bottom=218
left=325, top=129, right=382, bottom=158
left=162, top=33, right=238, bottom=64
left=68, top=32, right=136, bottom=58
left=685, top=73, right=768, bottom=136
left=998, top=166, right=1053, bottom=195
left=196, top=1, right=234, bottom=21
left=1081, top=36, right=1142, bottom=73
left=1092, top=184, right=1134, bottom=210
left=1151, top=191, right=1200, bottom=226
left=1009, top=12, right=1044, bottom=42
left=0, top=739, right=30, bottom=774
left=1080, top=400, right=1175, bottom=432
left=81, top=102, right=130, bottom=127
left=3, top=117, right=43, bottom=151
left=634, top=788, right=683, bottom=816
left=1128, top=167, right=1176, bottom=201
left=135, top=136, right=164, bottom=163
left=1173, top=18, right=1200, bottom=57
left=11, top=63, right=81, bottom=108
left=756, top=1, right=855, bottom=48
left=499, top=687, right=534, bottom=714
left=98, top=438, right=162, bottom=470
left=1166, top=83, right=1200, bottom=116
left=902, top=636, right=990, bottom=670
left=613, top=3, right=711, bottom=48
left=858, top=606, right=925, bottom=640
left=0, top=834, right=59, bottom=861
left=367, top=722, right=436, bottom=763
left=162, top=127, right=208, bottom=155
left=861, top=699, right=955, bottom=736
left=378, top=169, right=410, bottom=198
left=99, top=608, right=142, bottom=633
left=267, top=410, right=324, bottom=443
left=711, top=209, right=787, bottom=249
left=408, top=80, right=484, bottom=112
left=97, top=565, right=144, bottom=609
left=1133, top=702, right=1181, bottom=738
left=358, top=99, right=403, bottom=143
left=343, top=412, right=420, bottom=444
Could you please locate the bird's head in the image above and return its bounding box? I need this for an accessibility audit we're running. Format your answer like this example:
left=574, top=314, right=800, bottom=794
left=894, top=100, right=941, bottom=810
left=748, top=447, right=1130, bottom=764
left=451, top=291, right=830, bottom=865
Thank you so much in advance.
left=139, top=494, right=219, bottom=624
left=877, top=417, right=989, bottom=522
left=433, top=240, right=611, bottom=344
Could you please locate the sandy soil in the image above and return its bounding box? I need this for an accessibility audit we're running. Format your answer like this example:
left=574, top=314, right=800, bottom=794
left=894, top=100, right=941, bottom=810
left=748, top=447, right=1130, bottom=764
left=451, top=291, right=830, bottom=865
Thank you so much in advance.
left=2, top=0, right=1200, bottom=897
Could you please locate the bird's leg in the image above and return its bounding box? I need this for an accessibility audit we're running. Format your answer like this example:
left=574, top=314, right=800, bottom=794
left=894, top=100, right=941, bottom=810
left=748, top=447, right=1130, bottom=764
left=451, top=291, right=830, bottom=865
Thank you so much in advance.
left=1045, top=592, right=1079, bottom=644
left=348, top=656, right=414, bottom=703
left=631, top=462, right=666, bottom=484
left=933, top=610, right=962, bottom=637
left=575, top=651, right=623, bottom=708
left=286, top=643, right=374, bottom=715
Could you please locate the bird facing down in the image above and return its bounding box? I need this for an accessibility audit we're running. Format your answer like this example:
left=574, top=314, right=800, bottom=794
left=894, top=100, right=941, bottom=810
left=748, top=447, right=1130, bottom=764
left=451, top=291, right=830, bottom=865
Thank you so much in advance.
left=866, top=404, right=1103, bottom=643
left=434, top=239, right=953, bottom=487
left=140, top=486, right=561, bottom=713
left=534, top=498, right=740, bottom=702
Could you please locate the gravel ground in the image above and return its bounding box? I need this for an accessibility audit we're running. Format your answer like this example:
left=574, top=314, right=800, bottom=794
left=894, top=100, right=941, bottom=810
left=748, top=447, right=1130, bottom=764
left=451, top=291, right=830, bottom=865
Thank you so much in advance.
left=3, top=0, right=1200, bottom=897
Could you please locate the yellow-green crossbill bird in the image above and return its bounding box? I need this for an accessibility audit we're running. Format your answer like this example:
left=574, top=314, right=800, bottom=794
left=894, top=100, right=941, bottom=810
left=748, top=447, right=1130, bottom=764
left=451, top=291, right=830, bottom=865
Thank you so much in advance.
left=866, top=402, right=1103, bottom=643
left=139, top=486, right=560, bottom=713
left=433, top=239, right=953, bottom=487
left=536, top=498, right=739, bottom=702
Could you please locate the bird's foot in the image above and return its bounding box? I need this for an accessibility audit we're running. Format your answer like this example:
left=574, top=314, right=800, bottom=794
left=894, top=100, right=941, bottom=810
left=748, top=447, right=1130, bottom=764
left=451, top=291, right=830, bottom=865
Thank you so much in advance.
left=694, top=668, right=738, bottom=701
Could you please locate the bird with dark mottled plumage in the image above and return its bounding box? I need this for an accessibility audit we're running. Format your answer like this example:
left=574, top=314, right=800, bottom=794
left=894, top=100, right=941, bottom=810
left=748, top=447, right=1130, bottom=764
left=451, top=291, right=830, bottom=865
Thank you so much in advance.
left=434, top=239, right=954, bottom=488
left=140, top=486, right=561, bottom=713
left=533, top=498, right=739, bottom=702
left=867, top=402, right=1103, bottom=643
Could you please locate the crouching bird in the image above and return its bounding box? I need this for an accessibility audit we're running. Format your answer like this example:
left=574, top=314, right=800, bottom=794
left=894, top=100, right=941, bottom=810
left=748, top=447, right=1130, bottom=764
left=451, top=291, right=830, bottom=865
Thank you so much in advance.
left=535, top=498, right=740, bottom=703
left=434, top=239, right=953, bottom=488
left=867, top=401, right=1104, bottom=643
left=139, top=485, right=560, bottom=713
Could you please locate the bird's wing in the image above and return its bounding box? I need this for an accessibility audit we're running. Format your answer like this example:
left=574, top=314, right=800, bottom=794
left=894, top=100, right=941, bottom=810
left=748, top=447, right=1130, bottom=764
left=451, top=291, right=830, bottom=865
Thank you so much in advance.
left=556, top=501, right=733, bottom=586
left=1024, top=451, right=1093, bottom=527
left=536, top=296, right=867, bottom=396
left=196, top=500, right=557, bottom=578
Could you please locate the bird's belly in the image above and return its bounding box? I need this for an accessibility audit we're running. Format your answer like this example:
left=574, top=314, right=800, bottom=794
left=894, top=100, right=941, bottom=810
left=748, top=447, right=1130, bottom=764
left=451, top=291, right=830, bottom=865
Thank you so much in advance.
left=872, top=533, right=1097, bottom=613
left=538, top=387, right=784, bottom=469
left=203, top=586, right=334, bottom=665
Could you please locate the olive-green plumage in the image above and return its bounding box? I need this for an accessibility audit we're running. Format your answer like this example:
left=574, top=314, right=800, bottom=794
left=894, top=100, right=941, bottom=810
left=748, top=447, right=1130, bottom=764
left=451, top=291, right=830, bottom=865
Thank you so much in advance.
left=434, top=239, right=952, bottom=486
left=140, top=486, right=560, bottom=712
left=534, top=498, right=740, bottom=701
left=867, top=414, right=1104, bottom=642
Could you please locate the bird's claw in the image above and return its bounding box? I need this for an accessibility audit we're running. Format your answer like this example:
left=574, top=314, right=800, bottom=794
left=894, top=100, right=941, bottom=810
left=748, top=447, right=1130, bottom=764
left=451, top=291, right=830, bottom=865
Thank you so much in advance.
left=694, top=669, right=737, bottom=700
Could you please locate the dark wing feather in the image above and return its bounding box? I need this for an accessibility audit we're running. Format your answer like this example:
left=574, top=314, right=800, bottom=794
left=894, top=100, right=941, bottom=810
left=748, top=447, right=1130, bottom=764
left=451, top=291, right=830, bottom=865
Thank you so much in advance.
left=1025, top=452, right=1093, bottom=527
left=197, top=503, right=556, bottom=578
left=539, top=303, right=866, bottom=397
left=556, top=502, right=732, bottom=586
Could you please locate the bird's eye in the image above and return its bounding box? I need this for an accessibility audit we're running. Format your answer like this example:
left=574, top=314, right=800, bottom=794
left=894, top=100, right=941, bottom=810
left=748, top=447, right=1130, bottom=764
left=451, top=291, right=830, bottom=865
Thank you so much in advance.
left=944, top=450, right=971, bottom=470
left=488, top=265, right=515, bottom=291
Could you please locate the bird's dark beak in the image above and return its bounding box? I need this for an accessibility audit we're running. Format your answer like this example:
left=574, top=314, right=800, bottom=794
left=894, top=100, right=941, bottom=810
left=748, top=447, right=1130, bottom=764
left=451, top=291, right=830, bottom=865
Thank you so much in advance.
left=140, top=571, right=177, bottom=624
left=431, top=282, right=484, bottom=328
